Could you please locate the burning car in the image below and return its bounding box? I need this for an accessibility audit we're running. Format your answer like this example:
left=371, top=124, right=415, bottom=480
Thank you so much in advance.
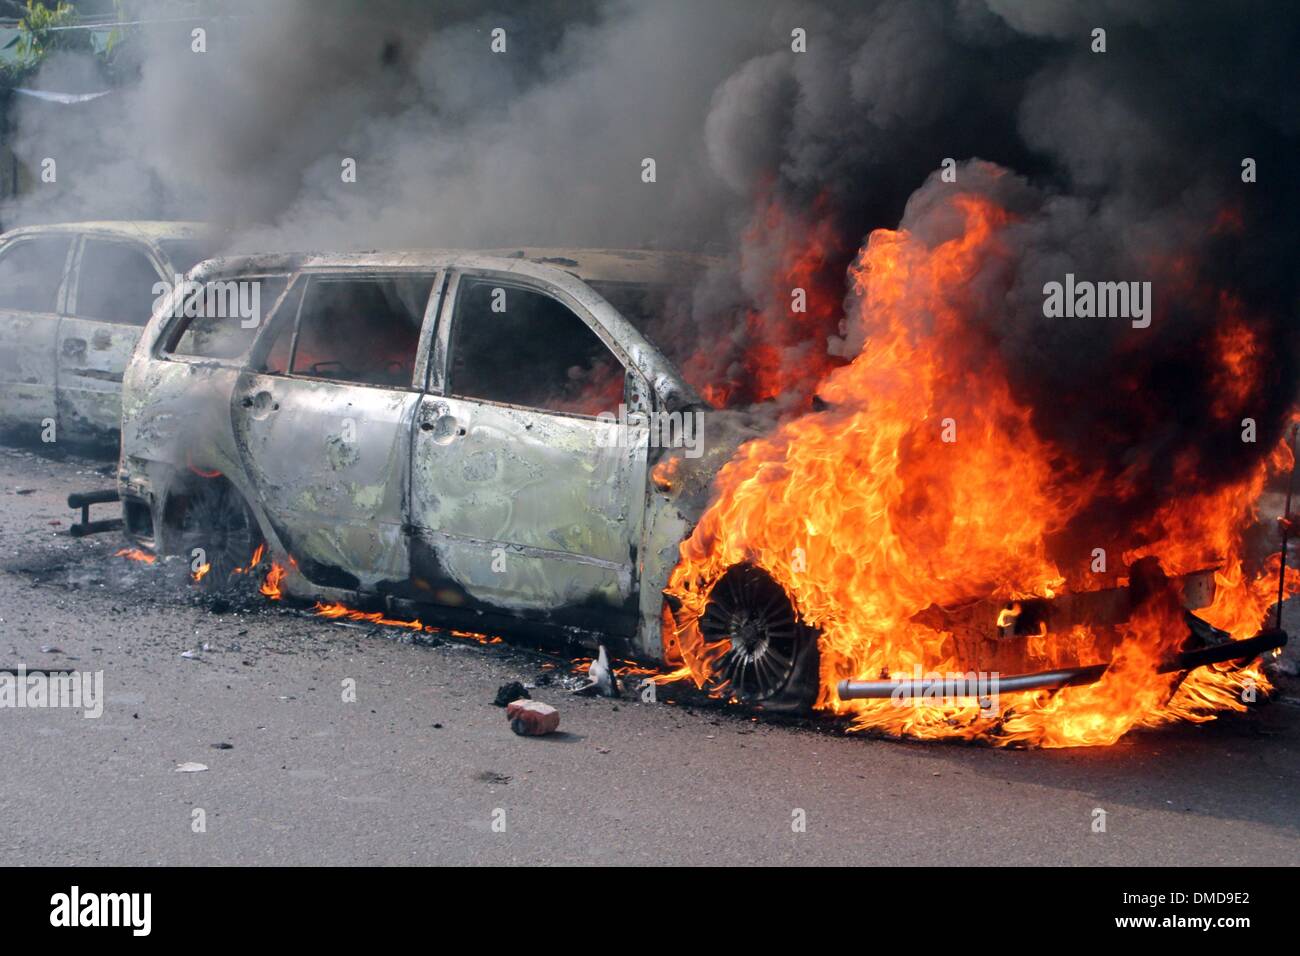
left=0, top=221, right=218, bottom=447
left=108, top=240, right=1288, bottom=736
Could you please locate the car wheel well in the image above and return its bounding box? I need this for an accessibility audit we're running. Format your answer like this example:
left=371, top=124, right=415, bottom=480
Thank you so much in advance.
left=160, top=474, right=234, bottom=533
left=156, top=474, right=263, bottom=586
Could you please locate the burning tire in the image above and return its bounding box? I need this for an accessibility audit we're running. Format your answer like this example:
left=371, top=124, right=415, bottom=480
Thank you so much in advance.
left=698, top=563, right=819, bottom=713
left=160, top=478, right=264, bottom=591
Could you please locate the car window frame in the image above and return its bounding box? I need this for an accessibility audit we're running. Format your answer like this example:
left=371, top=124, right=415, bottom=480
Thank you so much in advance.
left=434, top=268, right=639, bottom=421
left=154, top=237, right=222, bottom=278
left=67, top=234, right=170, bottom=327
left=156, top=272, right=295, bottom=368
left=246, top=269, right=445, bottom=393
left=0, top=232, right=77, bottom=315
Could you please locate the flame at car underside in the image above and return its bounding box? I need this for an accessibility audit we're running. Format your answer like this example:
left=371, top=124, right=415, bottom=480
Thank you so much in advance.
left=115, top=547, right=157, bottom=565
left=666, top=191, right=1296, bottom=748
left=257, top=559, right=501, bottom=644
left=108, top=541, right=503, bottom=646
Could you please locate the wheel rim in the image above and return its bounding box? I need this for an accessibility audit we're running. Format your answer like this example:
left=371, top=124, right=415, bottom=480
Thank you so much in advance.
left=698, top=564, right=801, bottom=702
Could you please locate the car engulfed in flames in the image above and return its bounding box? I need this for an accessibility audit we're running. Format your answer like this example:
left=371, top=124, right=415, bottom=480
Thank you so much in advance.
left=662, top=190, right=1295, bottom=748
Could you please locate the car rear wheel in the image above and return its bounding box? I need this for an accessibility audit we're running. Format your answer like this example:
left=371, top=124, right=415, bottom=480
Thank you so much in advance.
left=165, top=479, right=264, bottom=591
left=698, top=563, right=819, bottom=713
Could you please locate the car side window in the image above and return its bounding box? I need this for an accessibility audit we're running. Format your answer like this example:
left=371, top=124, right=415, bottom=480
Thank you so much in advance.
left=0, top=236, right=72, bottom=313
left=448, top=279, right=625, bottom=417
left=164, top=276, right=288, bottom=360
left=75, top=239, right=163, bottom=326
left=288, top=275, right=434, bottom=388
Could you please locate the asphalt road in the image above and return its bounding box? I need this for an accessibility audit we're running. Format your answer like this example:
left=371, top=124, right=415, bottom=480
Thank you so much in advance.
left=1, top=444, right=1297, bottom=866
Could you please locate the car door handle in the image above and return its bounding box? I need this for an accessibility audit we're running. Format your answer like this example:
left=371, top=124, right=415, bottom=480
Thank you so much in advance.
left=422, top=415, right=466, bottom=441
left=241, top=391, right=276, bottom=413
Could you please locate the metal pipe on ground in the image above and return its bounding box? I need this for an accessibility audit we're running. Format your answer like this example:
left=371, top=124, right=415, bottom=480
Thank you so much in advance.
left=67, top=488, right=121, bottom=538
left=835, top=628, right=1288, bottom=700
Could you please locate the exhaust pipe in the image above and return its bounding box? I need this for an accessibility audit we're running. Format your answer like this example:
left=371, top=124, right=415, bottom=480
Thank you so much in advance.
left=836, top=628, right=1287, bottom=699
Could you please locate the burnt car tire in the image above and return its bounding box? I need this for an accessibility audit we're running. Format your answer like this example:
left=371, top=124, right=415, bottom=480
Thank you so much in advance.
left=698, top=563, right=820, bottom=714
left=163, top=478, right=264, bottom=591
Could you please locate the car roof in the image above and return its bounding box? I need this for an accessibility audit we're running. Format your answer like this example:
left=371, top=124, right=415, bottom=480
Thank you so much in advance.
left=196, top=247, right=716, bottom=287
left=481, top=248, right=717, bottom=285
left=0, top=220, right=212, bottom=243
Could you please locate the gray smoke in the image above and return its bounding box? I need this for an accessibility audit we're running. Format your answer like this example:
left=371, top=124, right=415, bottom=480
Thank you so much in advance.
left=2, top=0, right=770, bottom=250
left=3, top=0, right=1296, bottom=539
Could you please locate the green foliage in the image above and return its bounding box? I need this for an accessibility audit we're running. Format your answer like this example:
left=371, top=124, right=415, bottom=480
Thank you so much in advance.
left=8, top=2, right=86, bottom=62
left=2, top=1, right=101, bottom=86
left=100, top=0, right=132, bottom=59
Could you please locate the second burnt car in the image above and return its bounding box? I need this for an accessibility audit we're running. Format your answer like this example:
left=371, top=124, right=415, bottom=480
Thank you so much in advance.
left=0, top=221, right=218, bottom=447
left=114, top=248, right=832, bottom=704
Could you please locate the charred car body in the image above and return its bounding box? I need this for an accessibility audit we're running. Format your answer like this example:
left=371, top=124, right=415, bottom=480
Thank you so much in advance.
left=114, top=247, right=1285, bottom=715
left=0, top=221, right=216, bottom=447
left=115, top=248, right=818, bottom=692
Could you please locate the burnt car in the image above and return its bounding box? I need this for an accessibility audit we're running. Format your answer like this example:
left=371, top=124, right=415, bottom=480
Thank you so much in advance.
left=113, top=248, right=824, bottom=697
left=111, top=247, right=1288, bottom=716
left=0, top=221, right=217, bottom=447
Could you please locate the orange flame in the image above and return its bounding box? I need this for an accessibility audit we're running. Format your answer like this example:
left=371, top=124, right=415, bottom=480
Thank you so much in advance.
left=680, top=191, right=846, bottom=409
left=646, top=664, right=693, bottom=685
left=310, top=600, right=501, bottom=644
left=260, top=561, right=285, bottom=600
left=233, top=543, right=265, bottom=575
left=666, top=192, right=1289, bottom=748
left=244, top=547, right=502, bottom=646
left=313, top=601, right=423, bottom=629
left=652, top=456, right=681, bottom=492
left=115, top=547, right=156, bottom=565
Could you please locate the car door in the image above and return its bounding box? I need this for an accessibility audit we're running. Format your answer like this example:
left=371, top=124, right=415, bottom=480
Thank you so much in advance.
left=409, top=270, right=649, bottom=637
left=0, top=233, right=74, bottom=439
left=231, top=271, right=442, bottom=592
left=58, top=234, right=169, bottom=443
